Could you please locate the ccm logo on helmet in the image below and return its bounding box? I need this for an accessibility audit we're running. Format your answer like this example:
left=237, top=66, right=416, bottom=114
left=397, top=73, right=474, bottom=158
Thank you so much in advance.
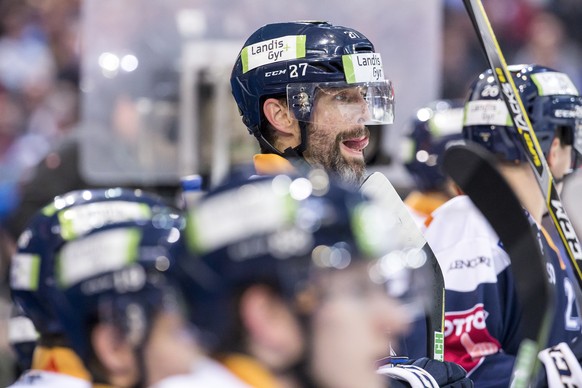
left=265, top=69, right=287, bottom=77
left=554, top=105, right=582, bottom=119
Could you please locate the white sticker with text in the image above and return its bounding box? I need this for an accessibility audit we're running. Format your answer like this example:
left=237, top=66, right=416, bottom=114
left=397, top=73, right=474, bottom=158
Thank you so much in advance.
left=464, top=100, right=511, bottom=126
left=342, top=53, right=384, bottom=83
left=242, top=35, right=306, bottom=73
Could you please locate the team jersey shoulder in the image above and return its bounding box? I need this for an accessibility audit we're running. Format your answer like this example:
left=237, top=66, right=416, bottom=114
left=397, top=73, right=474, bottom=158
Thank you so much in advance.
left=424, top=195, right=510, bottom=292
left=151, top=358, right=252, bottom=388
left=8, top=370, right=90, bottom=388
left=404, top=203, right=427, bottom=229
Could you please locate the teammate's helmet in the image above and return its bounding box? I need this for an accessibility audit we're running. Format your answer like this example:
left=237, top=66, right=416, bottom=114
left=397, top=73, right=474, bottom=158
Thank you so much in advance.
left=230, top=21, right=394, bottom=155
left=402, top=100, right=464, bottom=192
left=10, top=188, right=185, bottom=362
left=463, top=64, right=582, bottom=163
left=179, top=171, right=426, bottom=351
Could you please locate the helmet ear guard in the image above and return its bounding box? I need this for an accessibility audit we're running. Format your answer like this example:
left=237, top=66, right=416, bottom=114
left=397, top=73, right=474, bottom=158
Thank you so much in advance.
left=556, top=125, right=574, bottom=147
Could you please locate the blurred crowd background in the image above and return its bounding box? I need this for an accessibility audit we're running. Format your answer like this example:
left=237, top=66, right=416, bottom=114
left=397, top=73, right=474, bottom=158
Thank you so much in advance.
left=0, top=0, right=582, bottom=383
left=0, top=0, right=79, bottom=221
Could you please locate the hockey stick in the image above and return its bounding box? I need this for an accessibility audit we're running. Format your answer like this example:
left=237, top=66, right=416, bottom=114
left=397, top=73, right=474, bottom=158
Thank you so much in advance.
left=361, top=172, right=445, bottom=361
left=443, top=143, right=555, bottom=388
left=462, top=0, right=582, bottom=294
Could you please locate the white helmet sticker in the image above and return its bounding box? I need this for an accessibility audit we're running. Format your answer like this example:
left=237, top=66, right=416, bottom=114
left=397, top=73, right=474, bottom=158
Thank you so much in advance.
left=57, top=228, right=140, bottom=287
left=430, top=108, right=464, bottom=137
left=342, top=53, right=384, bottom=83
left=10, top=254, right=41, bottom=291
left=242, top=35, right=306, bottom=73
left=531, top=72, right=579, bottom=96
left=58, top=201, right=152, bottom=241
left=464, top=100, right=511, bottom=127
left=188, top=178, right=296, bottom=254
left=8, top=316, right=39, bottom=343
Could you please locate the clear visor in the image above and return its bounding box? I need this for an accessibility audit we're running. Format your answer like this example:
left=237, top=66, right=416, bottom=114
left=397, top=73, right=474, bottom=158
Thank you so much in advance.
left=287, top=80, right=395, bottom=126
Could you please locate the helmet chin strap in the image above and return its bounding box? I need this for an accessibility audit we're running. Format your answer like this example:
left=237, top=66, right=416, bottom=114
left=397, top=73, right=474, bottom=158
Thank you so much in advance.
left=255, top=121, right=313, bottom=172
left=285, top=121, right=309, bottom=157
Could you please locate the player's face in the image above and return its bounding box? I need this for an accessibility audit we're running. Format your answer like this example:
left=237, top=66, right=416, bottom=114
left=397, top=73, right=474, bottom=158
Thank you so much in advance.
left=308, top=263, right=409, bottom=388
left=142, top=309, right=200, bottom=386
left=304, top=86, right=371, bottom=186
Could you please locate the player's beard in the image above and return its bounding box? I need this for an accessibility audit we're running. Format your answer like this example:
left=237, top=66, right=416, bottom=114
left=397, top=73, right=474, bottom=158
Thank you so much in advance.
left=304, top=125, right=369, bottom=186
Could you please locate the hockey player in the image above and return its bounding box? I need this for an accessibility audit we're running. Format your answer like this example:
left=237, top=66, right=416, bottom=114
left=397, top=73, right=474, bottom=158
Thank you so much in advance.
left=8, top=189, right=246, bottom=387
left=178, top=171, right=473, bottom=387
left=423, top=64, right=582, bottom=386
left=230, top=21, right=394, bottom=186
left=401, top=100, right=464, bottom=226
left=8, top=194, right=93, bottom=388
left=230, top=21, right=471, bottom=373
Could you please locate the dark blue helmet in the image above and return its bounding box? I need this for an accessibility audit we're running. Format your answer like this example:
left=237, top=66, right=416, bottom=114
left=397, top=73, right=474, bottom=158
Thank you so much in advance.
left=402, top=100, right=464, bottom=192
left=230, top=21, right=394, bottom=155
left=10, top=188, right=185, bottom=362
left=463, top=64, right=582, bottom=163
left=179, top=171, right=427, bottom=351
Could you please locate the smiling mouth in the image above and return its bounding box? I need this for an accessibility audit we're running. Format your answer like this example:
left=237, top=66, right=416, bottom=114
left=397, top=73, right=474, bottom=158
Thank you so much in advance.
left=342, top=136, right=369, bottom=154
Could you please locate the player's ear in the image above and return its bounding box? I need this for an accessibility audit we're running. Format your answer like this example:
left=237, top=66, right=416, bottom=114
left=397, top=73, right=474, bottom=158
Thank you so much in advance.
left=92, top=323, right=137, bottom=383
left=239, top=284, right=297, bottom=351
left=547, top=137, right=561, bottom=163
left=547, top=136, right=572, bottom=180
left=263, top=98, right=296, bottom=136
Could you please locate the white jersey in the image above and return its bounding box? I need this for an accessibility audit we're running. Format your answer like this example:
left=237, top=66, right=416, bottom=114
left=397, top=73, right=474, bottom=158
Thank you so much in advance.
left=423, top=195, right=511, bottom=294
left=423, top=194, right=582, bottom=386
left=7, top=370, right=90, bottom=388
left=422, top=194, right=518, bottom=383
left=151, top=358, right=251, bottom=388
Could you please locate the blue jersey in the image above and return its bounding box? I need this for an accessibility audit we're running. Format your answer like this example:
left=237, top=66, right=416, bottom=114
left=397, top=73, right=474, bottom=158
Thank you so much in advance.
left=540, top=217, right=582, bottom=343
left=424, top=195, right=582, bottom=386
